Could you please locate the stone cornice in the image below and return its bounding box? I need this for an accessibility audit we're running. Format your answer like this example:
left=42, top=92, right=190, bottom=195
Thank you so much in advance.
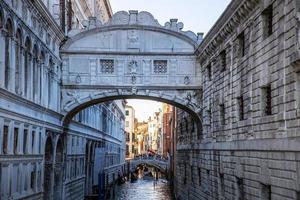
left=195, top=0, right=259, bottom=62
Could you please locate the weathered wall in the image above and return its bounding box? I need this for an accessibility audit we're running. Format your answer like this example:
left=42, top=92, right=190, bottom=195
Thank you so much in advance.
left=175, top=0, right=300, bottom=199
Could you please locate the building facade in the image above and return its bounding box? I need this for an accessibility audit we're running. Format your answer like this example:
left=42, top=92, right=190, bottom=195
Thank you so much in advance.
left=125, top=105, right=135, bottom=159
left=148, top=110, right=163, bottom=154
left=174, top=0, right=300, bottom=200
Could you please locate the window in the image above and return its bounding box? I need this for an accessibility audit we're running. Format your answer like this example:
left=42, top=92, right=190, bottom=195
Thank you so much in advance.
left=14, top=127, right=19, bottom=154
left=198, top=168, right=201, bottom=185
left=153, top=60, right=168, bottom=74
left=262, top=85, right=272, bottom=116
left=184, top=163, right=187, bottom=184
left=30, top=167, right=36, bottom=190
left=23, top=129, right=28, bottom=154
left=125, top=121, right=129, bottom=127
left=238, top=31, right=245, bottom=57
left=220, top=104, right=225, bottom=125
left=207, top=63, right=212, bottom=81
left=100, top=59, right=114, bottom=74
left=237, top=96, right=245, bottom=121
left=220, top=50, right=226, bottom=72
left=236, top=177, right=244, bottom=200
left=220, top=173, right=225, bottom=197
left=262, top=184, right=271, bottom=200
left=125, top=110, right=129, bottom=116
left=190, top=165, right=194, bottom=183
left=32, top=130, right=35, bottom=153
left=3, top=125, right=8, bottom=154
left=262, top=5, right=273, bottom=38
left=296, top=191, right=300, bottom=200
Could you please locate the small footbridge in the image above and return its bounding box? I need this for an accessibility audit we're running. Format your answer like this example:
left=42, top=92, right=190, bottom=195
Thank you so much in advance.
left=128, top=155, right=170, bottom=173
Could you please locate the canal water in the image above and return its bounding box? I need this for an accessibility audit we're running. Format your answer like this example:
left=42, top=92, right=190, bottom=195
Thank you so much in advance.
left=112, top=167, right=175, bottom=200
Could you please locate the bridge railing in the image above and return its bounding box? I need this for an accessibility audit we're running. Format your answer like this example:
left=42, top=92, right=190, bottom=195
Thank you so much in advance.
left=132, top=155, right=169, bottom=163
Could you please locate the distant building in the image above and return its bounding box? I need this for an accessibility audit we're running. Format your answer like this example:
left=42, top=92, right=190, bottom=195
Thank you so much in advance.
left=148, top=110, right=163, bottom=154
left=125, top=105, right=135, bottom=158
left=162, top=104, right=174, bottom=157
left=135, top=121, right=148, bottom=155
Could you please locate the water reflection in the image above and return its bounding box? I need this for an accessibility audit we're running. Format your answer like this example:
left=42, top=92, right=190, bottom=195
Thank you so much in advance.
left=113, top=167, right=174, bottom=200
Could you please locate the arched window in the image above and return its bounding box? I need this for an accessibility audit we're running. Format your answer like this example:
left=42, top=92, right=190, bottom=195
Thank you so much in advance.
left=4, top=19, right=13, bottom=89
left=32, top=45, right=38, bottom=100
left=24, top=37, right=31, bottom=97
left=15, top=29, right=22, bottom=94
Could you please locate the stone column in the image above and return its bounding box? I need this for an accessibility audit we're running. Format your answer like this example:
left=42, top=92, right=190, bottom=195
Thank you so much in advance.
left=8, top=121, right=14, bottom=155
left=0, top=117, right=4, bottom=154
left=0, top=29, right=6, bottom=87
left=9, top=38, right=16, bottom=92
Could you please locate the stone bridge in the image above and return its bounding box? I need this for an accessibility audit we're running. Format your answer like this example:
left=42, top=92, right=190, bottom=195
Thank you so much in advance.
left=60, top=10, right=203, bottom=135
left=128, top=156, right=170, bottom=173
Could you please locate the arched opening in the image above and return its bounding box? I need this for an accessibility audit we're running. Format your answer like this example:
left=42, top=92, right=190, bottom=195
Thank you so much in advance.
left=15, top=28, right=22, bottom=94
left=53, top=139, right=63, bottom=200
left=62, top=95, right=202, bottom=139
left=43, top=136, right=53, bottom=200
left=4, top=18, right=13, bottom=89
left=24, top=37, right=31, bottom=97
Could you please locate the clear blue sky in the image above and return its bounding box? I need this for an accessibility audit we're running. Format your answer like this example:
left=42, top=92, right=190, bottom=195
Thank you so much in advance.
left=110, top=0, right=231, bottom=120
left=110, top=0, right=231, bottom=34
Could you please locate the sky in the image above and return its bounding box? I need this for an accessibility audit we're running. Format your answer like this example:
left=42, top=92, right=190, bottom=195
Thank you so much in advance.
left=109, top=0, right=231, bottom=34
left=110, top=0, right=231, bottom=121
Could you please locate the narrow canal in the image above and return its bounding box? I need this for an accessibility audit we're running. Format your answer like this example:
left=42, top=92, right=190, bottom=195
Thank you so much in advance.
left=111, top=166, right=174, bottom=200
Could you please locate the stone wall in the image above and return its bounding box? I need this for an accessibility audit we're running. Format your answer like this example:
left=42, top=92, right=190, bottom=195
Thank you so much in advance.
left=175, top=0, right=300, bottom=199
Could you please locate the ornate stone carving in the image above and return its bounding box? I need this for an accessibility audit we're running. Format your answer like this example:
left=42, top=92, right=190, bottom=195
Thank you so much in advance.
left=127, top=30, right=139, bottom=49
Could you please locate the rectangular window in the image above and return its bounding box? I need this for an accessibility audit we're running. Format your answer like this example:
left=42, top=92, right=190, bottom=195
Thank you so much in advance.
left=207, top=63, right=212, bottom=81
left=32, top=130, right=35, bottom=153
left=220, top=50, right=226, bottom=72
left=184, top=163, right=187, bottom=184
left=238, top=31, right=245, bottom=57
left=31, top=169, right=36, bottom=190
left=3, top=125, right=8, bottom=154
left=23, top=129, right=28, bottom=154
left=100, top=59, right=114, bottom=74
left=153, top=60, right=168, bottom=74
left=14, top=127, right=19, bottom=154
left=198, top=167, right=201, bottom=185
left=220, top=104, right=225, bottom=125
left=125, top=110, right=129, bottom=116
left=190, top=165, right=194, bottom=183
left=220, top=173, right=225, bottom=196
left=262, top=85, right=272, bottom=116
left=237, top=96, right=245, bottom=121
left=262, top=184, right=271, bottom=200
left=236, top=177, right=244, bottom=200
left=262, top=5, right=273, bottom=38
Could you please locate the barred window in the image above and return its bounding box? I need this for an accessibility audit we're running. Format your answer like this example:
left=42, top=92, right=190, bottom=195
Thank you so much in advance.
left=100, top=59, right=114, bottom=74
left=262, top=184, right=271, bottom=200
left=262, top=85, right=272, bottom=116
left=237, top=96, right=244, bottom=121
left=220, top=50, right=226, bottom=72
left=153, top=60, right=167, bottom=74
left=236, top=177, right=244, bottom=200
left=238, top=31, right=245, bottom=57
left=220, top=104, right=225, bottom=125
left=207, top=63, right=212, bottom=81
left=262, top=5, right=273, bottom=38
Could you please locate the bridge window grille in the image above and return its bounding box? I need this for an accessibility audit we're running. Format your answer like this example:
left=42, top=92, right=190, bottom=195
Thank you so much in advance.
left=100, top=59, right=114, bottom=74
left=153, top=60, right=168, bottom=74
